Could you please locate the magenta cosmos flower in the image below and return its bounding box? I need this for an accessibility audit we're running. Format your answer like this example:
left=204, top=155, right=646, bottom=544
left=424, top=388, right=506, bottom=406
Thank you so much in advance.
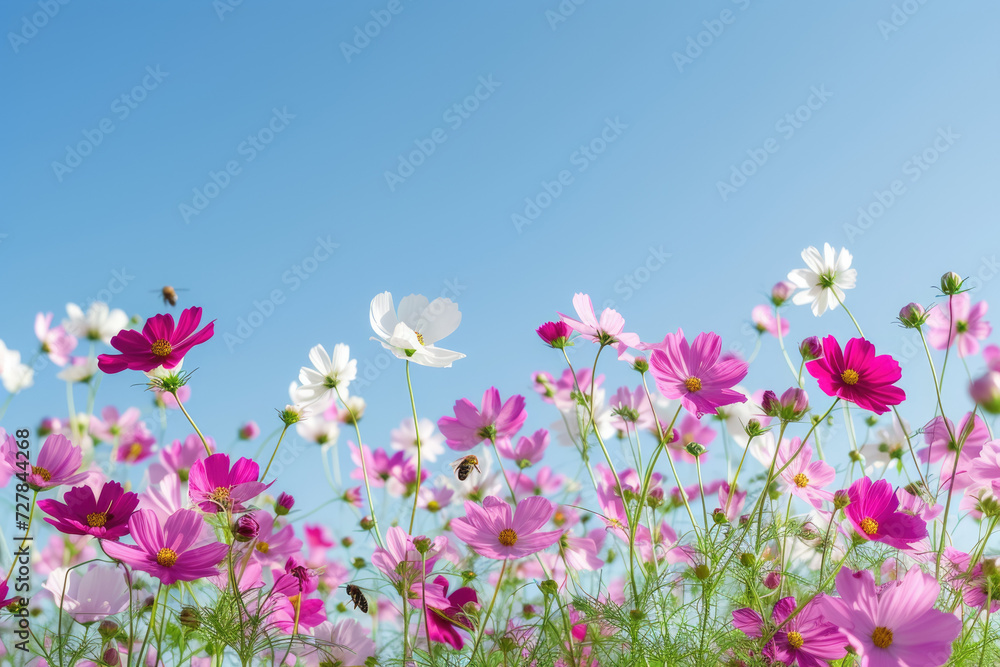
left=733, top=596, right=847, bottom=667
left=776, top=438, right=835, bottom=509
left=820, top=566, right=961, bottom=667
left=38, top=481, right=139, bottom=540
left=927, top=292, right=991, bottom=358
left=426, top=575, right=477, bottom=649
left=806, top=336, right=905, bottom=415
left=844, top=477, right=926, bottom=549
left=188, top=453, right=273, bottom=514
left=97, top=306, right=214, bottom=374
left=102, top=509, right=229, bottom=586
left=437, top=387, right=527, bottom=451
left=451, top=495, right=561, bottom=560
left=1, top=433, right=90, bottom=491
left=648, top=329, right=749, bottom=418
left=559, top=293, right=640, bottom=348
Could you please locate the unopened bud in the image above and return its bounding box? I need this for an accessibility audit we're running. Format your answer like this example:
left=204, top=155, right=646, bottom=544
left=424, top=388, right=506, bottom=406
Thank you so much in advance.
left=763, top=571, right=782, bottom=590
left=233, top=514, right=259, bottom=543
left=971, top=372, right=1000, bottom=415
left=352, top=557, right=366, bottom=570
left=98, top=620, right=119, bottom=640
left=274, top=492, right=295, bottom=516
left=771, top=281, right=796, bottom=307
left=538, top=579, right=559, bottom=597
left=834, top=489, right=851, bottom=510
left=693, top=564, right=711, bottom=580
left=359, top=516, right=375, bottom=531
left=898, top=302, right=928, bottom=329
left=940, top=272, right=965, bottom=296
left=632, top=356, right=649, bottom=373
left=341, top=537, right=353, bottom=548
left=179, top=606, right=201, bottom=629
left=799, top=336, right=823, bottom=361
left=739, top=553, right=755, bottom=567
left=685, top=442, right=707, bottom=457
left=102, top=648, right=120, bottom=666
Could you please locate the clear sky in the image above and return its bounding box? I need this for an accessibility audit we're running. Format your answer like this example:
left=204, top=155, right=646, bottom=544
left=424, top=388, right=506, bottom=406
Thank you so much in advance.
left=2, top=2, right=999, bottom=532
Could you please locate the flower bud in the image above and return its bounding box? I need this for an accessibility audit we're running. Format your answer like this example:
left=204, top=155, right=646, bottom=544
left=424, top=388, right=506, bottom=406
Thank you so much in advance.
left=833, top=489, right=851, bottom=510
left=739, top=553, right=755, bottom=567
left=848, top=449, right=863, bottom=462
left=799, top=336, right=823, bottom=361
left=647, top=487, right=665, bottom=509
left=685, top=442, right=707, bottom=457
left=761, top=391, right=780, bottom=416
left=763, top=571, right=782, bottom=590
left=413, top=537, right=432, bottom=554
left=970, top=372, right=1000, bottom=415
left=352, top=557, right=366, bottom=570
left=341, top=536, right=353, bottom=548
left=629, top=608, right=646, bottom=622
left=233, top=514, right=259, bottom=543
left=102, top=648, right=121, bottom=666
left=238, top=421, right=260, bottom=440
left=744, top=419, right=768, bottom=437
left=536, top=321, right=573, bottom=349
left=538, top=579, right=559, bottom=597
left=897, top=302, right=928, bottom=329
left=940, top=272, right=965, bottom=295
left=713, top=508, right=728, bottom=524
left=179, top=606, right=201, bottom=629
left=98, top=620, right=119, bottom=640
left=864, top=415, right=878, bottom=427
left=359, top=516, right=375, bottom=531
left=771, top=281, right=796, bottom=307
left=275, top=492, right=295, bottom=516
left=632, top=356, right=649, bottom=373
left=278, top=404, right=304, bottom=426
left=523, top=603, right=538, bottom=618
left=693, top=564, right=711, bottom=580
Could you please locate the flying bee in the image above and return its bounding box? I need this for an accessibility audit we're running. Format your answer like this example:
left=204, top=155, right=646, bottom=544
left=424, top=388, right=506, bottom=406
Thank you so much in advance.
left=152, top=286, right=188, bottom=307
left=345, top=584, right=368, bottom=613
left=451, top=455, right=481, bottom=482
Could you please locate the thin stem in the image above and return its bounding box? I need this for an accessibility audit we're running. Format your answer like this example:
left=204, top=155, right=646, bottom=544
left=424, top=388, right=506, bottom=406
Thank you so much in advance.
left=334, top=386, right=385, bottom=550
left=469, top=560, right=507, bottom=661
left=405, top=361, right=423, bottom=533
left=774, top=306, right=801, bottom=384
left=261, top=424, right=291, bottom=480
left=172, top=391, right=212, bottom=456
left=833, top=291, right=864, bottom=338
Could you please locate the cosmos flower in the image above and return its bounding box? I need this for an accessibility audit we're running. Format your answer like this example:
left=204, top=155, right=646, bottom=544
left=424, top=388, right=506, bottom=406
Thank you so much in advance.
left=648, top=329, right=749, bottom=418
left=843, top=477, right=927, bottom=549
left=733, top=596, right=847, bottom=667
left=919, top=412, right=987, bottom=491
left=37, top=481, right=139, bottom=540
left=188, top=453, right=273, bottom=514
left=42, top=562, right=136, bottom=624
left=751, top=305, right=790, bottom=338
left=296, top=343, right=357, bottom=404
left=806, top=336, right=905, bottom=415
left=0, top=339, right=34, bottom=393
left=426, top=575, right=477, bottom=649
left=775, top=438, right=835, bottom=509
left=102, top=509, right=229, bottom=586
left=926, top=292, right=991, bottom=358
left=558, top=293, right=640, bottom=348
left=98, top=306, right=214, bottom=374
left=63, top=301, right=128, bottom=345
left=390, top=417, right=445, bottom=462
left=35, top=312, right=77, bottom=366
left=787, top=243, right=857, bottom=316
left=1, top=434, right=89, bottom=491
left=301, top=620, right=376, bottom=667
left=451, top=495, right=561, bottom=560
left=820, top=566, right=961, bottom=666
left=369, top=291, right=464, bottom=368
left=437, top=387, right=527, bottom=451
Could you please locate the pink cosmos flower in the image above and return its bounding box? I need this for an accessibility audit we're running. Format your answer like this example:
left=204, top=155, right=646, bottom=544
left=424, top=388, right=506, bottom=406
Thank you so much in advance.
left=302, top=620, right=376, bottom=667
left=536, top=321, right=573, bottom=348
left=496, top=428, right=549, bottom=465
left=437, top=387, right=527, bottom=451
left=666, top=414, right=716, bottom=462
left=37, top=481, right=139, bottom=540
left=451, top=495, right=561, bottom=560
left=608, top=385, right=655, bottom=433
left=751, top=305, right=790, bottom=338
left=238, top=421, right=260, bottom=440
left=89, top=406, right=142, bottom=444
left=273, top=594, right=327, bottom=634
left=558, top=293, right=640, bottom=348
left=149, top=433, right=215, bottom=485
left=188, top=453, right=273, bottom=514
left=153, top=384, right=190, bottom=409
left=372, top=527, right=452, bottom=609
left=349, top=443, right=396, bottom=487
left=1, top=433, right=89, bottom=491
left=113, top=422, right=156, bottom=464
left=102, top=509, right=229, bottom=586
left=733, top=596, right=847, bottom=666
left=844, top=477, right=927, bottom=549
left=927, top=292, right=991, bottom=358
left=97, top=306, right=215, bottom=374
left=919, top=412, right=987, bottom=491
left=35, top=312, right=77, bottom=366
left=426, top=575, right=477, bottom=649
left=42, top=562, right=136, bottom=623
left=806, top=336, right=905, bottom=415
left=776, top=438, right=835, bottom=509
left=820, top=566, right=961, bottom=666
left=648, top=329, right=749, bottom=418
left=716, top=482, right=746, bottom=522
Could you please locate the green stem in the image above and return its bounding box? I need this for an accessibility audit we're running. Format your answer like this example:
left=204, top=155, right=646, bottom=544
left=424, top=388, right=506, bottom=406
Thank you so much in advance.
left=172, top=391, right=212, bottom=456
left=404, top=361, right=423, bottom=533
left=261, top=424, right=290, bottom=480
left=833, top=291, right=865, bottom=338
left=334, top=387, right=385, bottom=550
left=469, top=560, right=507, bottom=662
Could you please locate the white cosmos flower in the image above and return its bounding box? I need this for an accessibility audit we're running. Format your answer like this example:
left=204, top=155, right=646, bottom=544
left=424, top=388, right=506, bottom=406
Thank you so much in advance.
left=297, top=343, right=357, bottom=404
left=787, top=243, right=857, bottom=316
left=0, top=339, right=34, bottom=393
left=43, top=563, right=137, bottom=624
left=858, top=414, right=910, bottom=475
left=296, top=415, right=341, bottom=445
left=57, top=356, right=99, bottom=384
left=390, top=417, right=444, bottom=462
left=369, top=292, right=465, bottom=368
left=63, top=302, right=129, bottom=344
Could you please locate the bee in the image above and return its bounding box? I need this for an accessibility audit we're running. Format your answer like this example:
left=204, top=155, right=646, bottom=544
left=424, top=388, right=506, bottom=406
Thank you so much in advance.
left=160, top=286, right=178, bottom=306
left=345, top=584, right=368, bottom=613
left=451, top=455, right=481, bottom=482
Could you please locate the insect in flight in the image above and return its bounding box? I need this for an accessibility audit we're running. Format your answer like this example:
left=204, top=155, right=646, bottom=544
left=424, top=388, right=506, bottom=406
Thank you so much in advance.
left=153, top=286, right=188, bottom=307
left=345, top=584, right=368, bottom=613
left=451, top=455, right=481, bottom=482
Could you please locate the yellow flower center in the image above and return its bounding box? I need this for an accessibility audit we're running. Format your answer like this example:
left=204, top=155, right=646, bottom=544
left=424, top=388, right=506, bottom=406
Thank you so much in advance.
left=871, top=626, right=893, bottom=649
left=127, top=442, right=143, bottom=461
left=414, top=331, right=425, bottom=346
left=32, top=466, right=52, bottom=482
left=793, top=473, right=809, bottom=488
left=498, top=528, right=518, bottom=546
left=426, top=500, right=440, bottom=512
left=255, top=542, right=270, bottom=554
left=86, top=512, right=108, bottom=528
left=841, top=369, right=860, bottom=385
left=860, top=517, right=879, bottom=535
left=211, top=487, right=232, bottom=504
left=787, top=631, right=804, bottom=650
left=156, top=547, right=179, bottom=567
left=150, top=339, right=173, bottom=357
left=684, top=377, right=702, bottom=392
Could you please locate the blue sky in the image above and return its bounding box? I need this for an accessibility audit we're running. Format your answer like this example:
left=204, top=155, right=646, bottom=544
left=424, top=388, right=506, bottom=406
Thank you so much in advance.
left=2, top=1, right=999, bottom=532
